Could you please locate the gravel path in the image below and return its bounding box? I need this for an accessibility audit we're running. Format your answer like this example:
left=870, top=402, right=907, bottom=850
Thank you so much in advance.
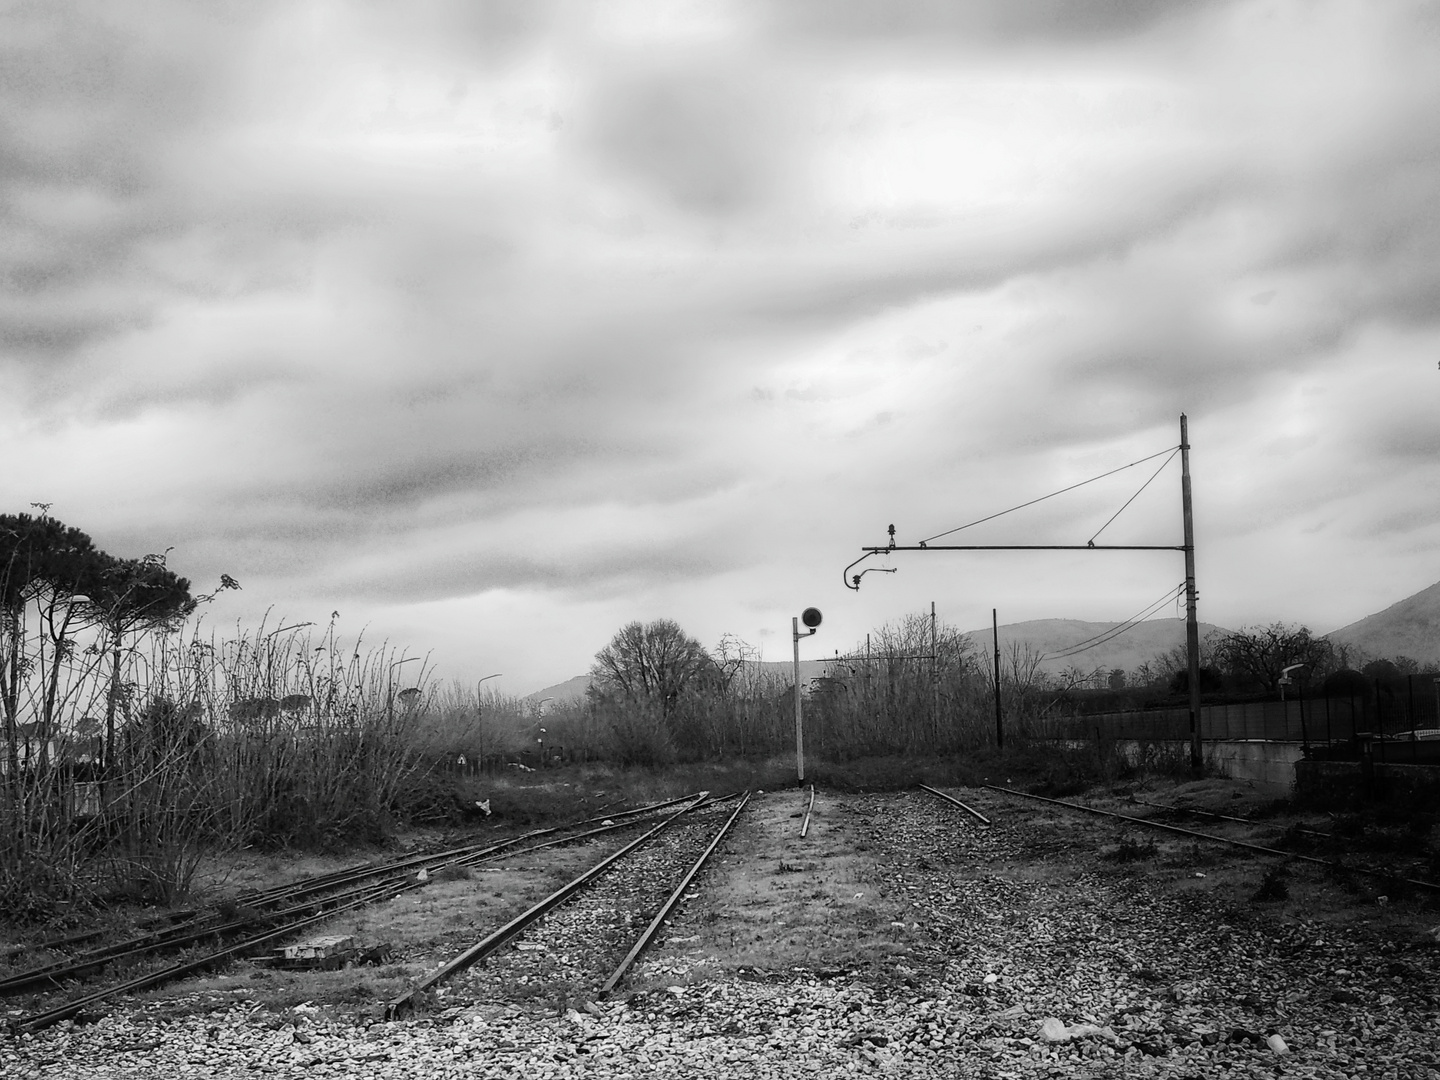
left=5, top=787, right=1439, bottom=1078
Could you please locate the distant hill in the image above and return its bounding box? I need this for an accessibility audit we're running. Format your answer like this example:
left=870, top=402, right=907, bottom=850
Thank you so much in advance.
left=1325, top=580, right=1440, bottom=665
left=960, top=617, right=1231, bottom=679
left=525, top=674, right=591, bottom=705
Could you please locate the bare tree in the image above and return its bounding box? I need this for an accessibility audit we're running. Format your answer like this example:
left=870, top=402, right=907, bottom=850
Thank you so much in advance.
left=1214, top=622, right=1332, bottom=692
left=589, top=619, right=715, bottom=720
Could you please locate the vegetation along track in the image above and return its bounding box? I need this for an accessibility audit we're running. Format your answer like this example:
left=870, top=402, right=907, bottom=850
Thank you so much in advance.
left=388, top=792, right=750, bottom=1016
left=4, top=792, right=715, bottom=1031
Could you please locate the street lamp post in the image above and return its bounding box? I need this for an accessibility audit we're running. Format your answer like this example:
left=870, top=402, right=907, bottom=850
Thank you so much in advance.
left=475, top=674, right=502, bottom=769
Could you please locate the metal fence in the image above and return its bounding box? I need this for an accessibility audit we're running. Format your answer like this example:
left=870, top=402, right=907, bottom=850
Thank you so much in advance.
left=1055, top=675, right=1440, bottom=762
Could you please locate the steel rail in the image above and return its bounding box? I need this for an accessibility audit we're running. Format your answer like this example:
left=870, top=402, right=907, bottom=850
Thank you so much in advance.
left=1, top=872, right=412, bottom=996
left=3, top=794, right=707, bottom=995
left=18, top=875, right=418, bottom=1032
left=599, top=792, right=751, bottom=997
left=918, top=784, right=992, bottom=825
left=4, top=805, right=690, bottom=997
left=2, top=839, right=533, bottom=995
left=984, top=785, right=1440, bottom=893
left=386, top=792, right=710, bottom=1019
left=0, top=837, right=524, bottom=996
left=0, top=924, right=118, bottom=961
left=1127, top=796, right=1331, bottom=838
left=800, top=784, right=816, bottom=838
left=0, top=906, right=258, bottom=995
left=236, top=791, right=709, bottom=909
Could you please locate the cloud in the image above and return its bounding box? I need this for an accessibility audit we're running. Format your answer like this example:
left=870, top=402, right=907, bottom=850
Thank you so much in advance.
left=578, top=59, right=810, bottom=217
left=755, top=0, right=1215, bottom=47
left=4, top=1, right=1440, bottom=691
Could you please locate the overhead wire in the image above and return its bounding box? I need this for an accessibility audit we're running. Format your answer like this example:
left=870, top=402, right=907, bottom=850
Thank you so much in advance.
left=1086, top=448, right=1180, bottom=546
left=1044, top=582, right=1187, bottom=662
left=920, top=446, right=1178, bottom=545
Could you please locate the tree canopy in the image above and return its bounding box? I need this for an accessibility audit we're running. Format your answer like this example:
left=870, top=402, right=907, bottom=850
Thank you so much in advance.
left=0, top=512, right=104, bottom=612
left=1213, top=622, right=1332, bottom=692
left=81, top=554, right=194, bottom=637
left=589, top=619, right=714, bottom=717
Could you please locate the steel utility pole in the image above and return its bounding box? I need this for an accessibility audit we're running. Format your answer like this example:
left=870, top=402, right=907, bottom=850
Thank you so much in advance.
left=1181, top=413, right=1202, bottom=772
left=931, top=601, right=939, bottom=741
left=843, top=414, right=1202, bottom=769
left=993, top=608, right=1004, bottom=750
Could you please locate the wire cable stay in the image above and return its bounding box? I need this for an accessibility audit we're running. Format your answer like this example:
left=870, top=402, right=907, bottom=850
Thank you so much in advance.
left=920, top=446, right=1177, bottom=546
left=1043, top=581, right=1187, bottom=662
left=1086, top=448, right=1180, bottom=546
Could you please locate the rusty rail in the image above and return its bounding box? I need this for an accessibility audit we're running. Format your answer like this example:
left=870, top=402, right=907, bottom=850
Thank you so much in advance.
left=918, top=784, right=991, bottom=825
left=985, top=785, right=1440, bottom=893
left=12, top=799, right=704, bottom=1021
left=600, top=791, right=750, bottom=996
left=386, top=792, right=710, bottom=1018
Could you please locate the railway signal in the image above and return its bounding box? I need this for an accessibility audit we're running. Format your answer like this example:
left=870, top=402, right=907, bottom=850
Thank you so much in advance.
left=793, top=607, right=822, bottom=785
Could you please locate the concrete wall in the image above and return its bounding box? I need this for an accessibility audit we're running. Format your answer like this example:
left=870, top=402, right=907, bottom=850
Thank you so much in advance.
left=1206, top=740, right=1306, bottom=791
left=1102, top=739, right=1304, bottom=792
left=1099, top=737, right=1440, bottom=798
left=1295, top=759, right=1440, bottom=806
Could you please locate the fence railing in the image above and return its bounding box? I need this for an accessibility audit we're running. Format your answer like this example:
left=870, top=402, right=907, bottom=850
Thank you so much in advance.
left=1053, top=677, right=1440, bottom=760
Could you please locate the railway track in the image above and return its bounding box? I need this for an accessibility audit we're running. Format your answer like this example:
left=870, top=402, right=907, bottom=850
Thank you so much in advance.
left=387, top=791, right=750, bottom=1016
left=11, top=780, right=1432, bottom=1038
left=980, top=783, right=1440, bottom=894
left=4, top=791, right=725, bottom=1031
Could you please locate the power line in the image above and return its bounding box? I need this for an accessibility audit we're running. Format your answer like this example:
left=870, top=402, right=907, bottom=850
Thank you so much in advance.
left=1046, top=584, right=1185, bottom=661
left=1044, top=582, right=1187, bottom=662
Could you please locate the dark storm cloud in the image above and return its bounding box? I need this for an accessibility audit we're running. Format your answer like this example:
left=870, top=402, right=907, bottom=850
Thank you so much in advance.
left=300, top=443, right=600, bottom=514
left=0, top=2, right=222, bottom=188
left=755, top=0, right=1217, bottom=45
left=93, top=360, right=305, bottom=416
left=1369, top=418, right=1440, bottom=461
left=0, top=305, right=142, bottom=354
left=581, top=62, right=805, bottom=217
left=327, top=540, right=743, bottom=605
left=6, top=1, right=1440, bottom=692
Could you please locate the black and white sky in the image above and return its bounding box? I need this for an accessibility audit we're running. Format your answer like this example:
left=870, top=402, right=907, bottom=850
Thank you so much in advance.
left=5, top=0, right=1439, bottom=693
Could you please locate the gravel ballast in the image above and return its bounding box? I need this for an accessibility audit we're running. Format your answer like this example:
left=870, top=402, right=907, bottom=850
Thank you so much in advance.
left=5, top=786, right=1439, bottom=1078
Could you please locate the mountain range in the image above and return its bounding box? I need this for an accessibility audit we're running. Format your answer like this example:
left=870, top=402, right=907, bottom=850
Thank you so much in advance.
left=1326, top=578, right=1440, bottom=664
left=525, top=578, right=1440, bottom=700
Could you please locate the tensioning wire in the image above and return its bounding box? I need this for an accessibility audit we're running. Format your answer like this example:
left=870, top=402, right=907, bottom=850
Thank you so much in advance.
left=1086, top=448, right=1180, bottom=546
left=920, top=446, right=1178, bottom=545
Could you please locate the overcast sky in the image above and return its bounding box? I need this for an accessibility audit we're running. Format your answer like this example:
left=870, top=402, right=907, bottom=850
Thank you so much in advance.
left=5, top=0, right=1439, bottom=694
